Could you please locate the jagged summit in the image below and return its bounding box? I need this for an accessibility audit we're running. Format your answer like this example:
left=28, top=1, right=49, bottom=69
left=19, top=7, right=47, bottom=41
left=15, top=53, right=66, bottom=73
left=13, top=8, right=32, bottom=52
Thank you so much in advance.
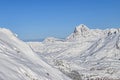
left=67, top=24, right=120, bottom=41
left=74, top=24, right=89, bottom=34
left=67, top=24, right=98, bottom=41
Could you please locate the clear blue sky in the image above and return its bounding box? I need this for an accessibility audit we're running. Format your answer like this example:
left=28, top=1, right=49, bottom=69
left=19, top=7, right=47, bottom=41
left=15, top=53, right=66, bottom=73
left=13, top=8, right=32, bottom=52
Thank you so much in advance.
left=0, top=0, right=120, bottom=40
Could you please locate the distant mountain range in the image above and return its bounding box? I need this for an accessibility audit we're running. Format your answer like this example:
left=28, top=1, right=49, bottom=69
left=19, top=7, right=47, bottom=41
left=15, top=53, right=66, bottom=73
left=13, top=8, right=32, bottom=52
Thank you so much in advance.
left=23, top=38, right=44, bottom=42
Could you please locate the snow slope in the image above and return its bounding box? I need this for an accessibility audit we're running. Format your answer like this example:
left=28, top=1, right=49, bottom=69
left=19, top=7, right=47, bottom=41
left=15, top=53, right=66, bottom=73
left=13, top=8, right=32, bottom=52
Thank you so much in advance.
left=0, top=28, right=71, bottom=80
left=29, top=24, right=120, bottom=80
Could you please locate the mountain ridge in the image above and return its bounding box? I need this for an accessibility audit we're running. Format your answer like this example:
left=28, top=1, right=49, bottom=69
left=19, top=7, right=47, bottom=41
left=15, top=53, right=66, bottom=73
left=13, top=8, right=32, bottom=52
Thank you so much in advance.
left=0, top=28, right=71, bottom=80
left=29, top=24, right=120, bottom=80
left=0, top=25, right=120, bottom=80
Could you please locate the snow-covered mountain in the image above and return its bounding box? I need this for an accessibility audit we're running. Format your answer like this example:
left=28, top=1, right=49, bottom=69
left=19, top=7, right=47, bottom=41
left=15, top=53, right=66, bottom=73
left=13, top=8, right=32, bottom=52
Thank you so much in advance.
left=0, top=24, right=120, bottom=80
left=0, top=28, right=71, bottom=80
left=29, top=24, right=120, bottom=80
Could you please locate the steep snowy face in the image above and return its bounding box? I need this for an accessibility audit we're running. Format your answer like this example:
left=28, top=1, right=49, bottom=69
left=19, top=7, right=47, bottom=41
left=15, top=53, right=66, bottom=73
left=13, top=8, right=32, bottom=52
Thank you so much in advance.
left=66, top=24, right=103, bottom=41
left=73, top=24, right=89, bottom=35
left=74, top=33, right=120, bottom=79
left=80, top=33, right=120, bottom=61
left=67, top=24, right=90, bottom=41
left=0, top=28, right=71, bottom=80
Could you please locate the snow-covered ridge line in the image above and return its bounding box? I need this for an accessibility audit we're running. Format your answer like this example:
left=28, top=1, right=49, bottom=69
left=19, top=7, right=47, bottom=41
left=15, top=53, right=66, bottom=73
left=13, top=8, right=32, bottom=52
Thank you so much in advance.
left=73, top=24, right=120, bottom=34
left=0, top=28, right=71, bottom=80
left=67, top=24, right=120, bottom=41
left=41, top=24, right=120, bottom=42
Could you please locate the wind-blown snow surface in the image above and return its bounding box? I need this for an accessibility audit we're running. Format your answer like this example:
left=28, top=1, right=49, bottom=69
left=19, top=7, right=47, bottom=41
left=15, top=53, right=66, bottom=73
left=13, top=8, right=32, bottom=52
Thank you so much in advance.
left=0, top=28, right=71, bottom=80
left=29, top=24, right=120, bottom=80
